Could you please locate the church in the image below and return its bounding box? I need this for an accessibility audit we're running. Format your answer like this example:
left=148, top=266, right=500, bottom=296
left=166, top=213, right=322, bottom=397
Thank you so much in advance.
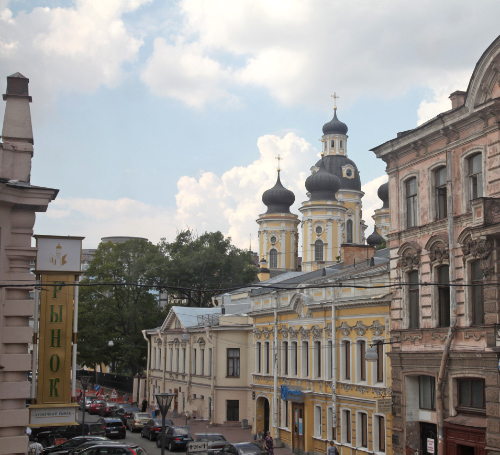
left=256, top=100, right=387, bottom=272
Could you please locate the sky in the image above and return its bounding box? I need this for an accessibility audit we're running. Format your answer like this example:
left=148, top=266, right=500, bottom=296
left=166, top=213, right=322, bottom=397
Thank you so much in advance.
left=0, top=0, right=499, bottom=251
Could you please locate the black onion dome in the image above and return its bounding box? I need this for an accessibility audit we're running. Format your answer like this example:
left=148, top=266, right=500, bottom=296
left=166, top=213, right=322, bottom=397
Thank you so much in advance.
left=322, top=110, right=348, bottom=135
left=262, top=171, right=295, bottom=214
left=305, top=159, right=341, bottom=201
left=367, top=227, right=384, bottom=246
left=315, top=155, right=361, bottom=191
left=378, top=182, right=389, bottom=209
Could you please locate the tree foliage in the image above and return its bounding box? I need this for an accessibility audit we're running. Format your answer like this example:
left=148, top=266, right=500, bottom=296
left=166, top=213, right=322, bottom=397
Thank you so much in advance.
left=78, top=239, right=168, bottom=375
left=158, top=230, right=257, bottom=306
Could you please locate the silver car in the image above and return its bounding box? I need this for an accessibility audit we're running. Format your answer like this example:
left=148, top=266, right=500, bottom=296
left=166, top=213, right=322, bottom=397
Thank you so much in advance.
left=126, top=412, right=151, bottom=432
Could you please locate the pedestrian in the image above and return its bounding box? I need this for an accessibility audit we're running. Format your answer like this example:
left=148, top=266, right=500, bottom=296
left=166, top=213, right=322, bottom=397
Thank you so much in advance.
left=327, top=440, right=339, bottom=455
left=28, top=438, right=44, bottom=455
left=253, top=429, right=263, bottom=441
left=264, top=431, right=274, bottom=455
left=124, top=393, right=129, bottom=403
left=25, top=426, right=32, bottom=440
left=141, top=398, right=147, bottom=412
left=154, top=402, right=160, bottom=418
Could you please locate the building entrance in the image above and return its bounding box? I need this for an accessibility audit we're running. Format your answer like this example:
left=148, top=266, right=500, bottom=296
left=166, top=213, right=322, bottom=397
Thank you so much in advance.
left=292, top=403, right=304, bottom=454
left=255, top=397, right=270, bottom=435
left=420, top=422, right=437, bottom=455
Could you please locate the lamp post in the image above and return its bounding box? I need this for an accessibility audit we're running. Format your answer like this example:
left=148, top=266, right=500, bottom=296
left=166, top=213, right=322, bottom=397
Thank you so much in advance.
left=80, top=376, right=92, bottom=435
left=155, top=392, right=175, bottom=455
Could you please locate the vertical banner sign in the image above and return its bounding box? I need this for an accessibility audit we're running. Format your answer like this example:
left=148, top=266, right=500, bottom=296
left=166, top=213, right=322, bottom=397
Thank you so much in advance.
left=29, top=236, right=83, bottom=426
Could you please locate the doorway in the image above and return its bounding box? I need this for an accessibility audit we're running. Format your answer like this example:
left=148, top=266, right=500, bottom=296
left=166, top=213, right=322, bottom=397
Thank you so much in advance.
left=457, top=445, right=475, bottom=455
left=256, top=396, right=270, bottom=434
left=292, top=403, right=304, bottom=454
left=420, top=422, right=437, bottom=455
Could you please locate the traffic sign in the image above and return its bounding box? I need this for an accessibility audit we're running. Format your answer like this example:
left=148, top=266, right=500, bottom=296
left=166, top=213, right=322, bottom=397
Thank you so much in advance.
left=94, top=384, right=101, bottom=392
left=111, top=389, right=118, bottom=398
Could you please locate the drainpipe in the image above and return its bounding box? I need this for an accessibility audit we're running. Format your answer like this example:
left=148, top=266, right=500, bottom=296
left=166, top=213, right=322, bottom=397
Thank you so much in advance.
left=272, top=291, right=279, bottom=440
left=71, top=275, right=80, bottom=401
left=331, top=287, right=338, bottom=437
left=436, top=150, right=457, bottom=454
left=157, top=329, right=165, bottom=392
left=205, top=326, right=215, bottom=425
left=142, top=330, right=151, bottom=403
left=31, top=274, right=41, bottom=403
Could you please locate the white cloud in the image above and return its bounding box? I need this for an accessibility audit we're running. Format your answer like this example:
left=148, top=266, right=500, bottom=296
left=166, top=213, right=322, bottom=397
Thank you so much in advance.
left=361, top=174, right=389, bottom=237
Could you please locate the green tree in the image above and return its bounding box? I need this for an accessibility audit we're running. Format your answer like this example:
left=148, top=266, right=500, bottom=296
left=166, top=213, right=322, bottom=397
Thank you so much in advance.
left=158, top=230, right=257, bottom=306
left=78, top=239, right=168, bottom=375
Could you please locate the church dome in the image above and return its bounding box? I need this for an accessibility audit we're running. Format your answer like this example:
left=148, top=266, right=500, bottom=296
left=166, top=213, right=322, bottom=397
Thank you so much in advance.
left=322, top=110, right=348, bottom=135
left=367, top=227, right=384, bottom=246
left=305, top=158, right=340, bottom=201
left=378, top=182, right=389, bottom=208
left=315, top=155, right=361, bottom=191
left=262, top=171, right=295, bottom=213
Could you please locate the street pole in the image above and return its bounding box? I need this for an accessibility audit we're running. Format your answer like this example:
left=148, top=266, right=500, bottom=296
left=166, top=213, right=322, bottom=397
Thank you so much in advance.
left=155, top=392, right=175, bottom=455
left=80, top=376, right=92, bottom=436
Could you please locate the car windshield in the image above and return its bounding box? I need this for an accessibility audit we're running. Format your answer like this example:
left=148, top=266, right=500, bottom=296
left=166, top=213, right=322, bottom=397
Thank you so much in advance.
left=135, top=414, right=150, bottom=419
left=94, top=401, right=106, bottom=405
left=197, top=435, right=225, bottom=441
left=174, top=429, right=189, bottom=435
left=152, top=419, right=162, bottom=426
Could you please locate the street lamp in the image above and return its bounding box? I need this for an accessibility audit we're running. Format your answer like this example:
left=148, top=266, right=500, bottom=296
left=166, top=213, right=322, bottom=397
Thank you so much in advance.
left=80, top=376, right=92, bottom=435
left=155, top=392, right=176, bottom=455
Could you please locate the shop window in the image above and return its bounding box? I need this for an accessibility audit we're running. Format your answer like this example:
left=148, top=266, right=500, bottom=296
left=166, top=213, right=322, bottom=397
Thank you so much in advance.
left=227, top=348, right=240, bottom=377
left=406, top=177, right=418, bottom=228
left=226, top=400, right=239, bottom=421
left=468, top=153, right=483, bottom=202
left=357, top=412, right=368, bottom=448
left=342, top=409, right=351, bottom=444
left=314, top=405, right=322, bottom=437
left=419, top=375, right=436, bottom=410
left=458, top=379, right=485, bottom=409
left=315, top=240, right=324, bottom=261
left=438, top=265, right=450, bottom=327
left=346, top=219, right=353, bottom=243
left=282, top=341, right=289, bottom=375
left=408, top=270, right=420, bottom=329
left=313, top=341, right=321, bottom=378
left=269, top=249, right=278, bottom=268
left=470, top=260, right=484, bottom=326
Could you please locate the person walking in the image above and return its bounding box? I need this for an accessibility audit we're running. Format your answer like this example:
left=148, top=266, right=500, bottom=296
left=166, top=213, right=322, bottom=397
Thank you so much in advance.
left=28, top=438, right=44, bottom=455
left=326, top=441, right=339, bottom=455
left=264, top=431, right=274, bottom=455
left=153, top=402, right=160, bottom=418
left=124, top=393, right=129, bottom=403
left=141, top=398, right=148, bottom=412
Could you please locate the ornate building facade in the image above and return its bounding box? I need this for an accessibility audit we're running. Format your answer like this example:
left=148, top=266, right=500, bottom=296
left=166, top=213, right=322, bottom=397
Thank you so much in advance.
left=371, top=35, right=500, bottom=455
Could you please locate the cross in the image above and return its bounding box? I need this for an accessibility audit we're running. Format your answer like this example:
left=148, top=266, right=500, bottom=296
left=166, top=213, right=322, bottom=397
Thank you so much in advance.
left=331, top=92, right=339, bottom=110
left=276, top=154, right=281, bottom=171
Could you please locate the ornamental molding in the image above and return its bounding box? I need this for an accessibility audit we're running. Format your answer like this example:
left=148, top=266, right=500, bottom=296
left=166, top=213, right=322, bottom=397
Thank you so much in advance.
left=262, top=327, right=273, bottom=339
left=370, top=320, right=384, bottom=337
left=461, top=235, right=495, bottom=281
left=289, top=327, right=298, bottom=340
left=325, top=323, right=332, bottom=337
left=398, top=241, right=422, bottom=272
left=353, top=321, right=368, bottom=336
left=484, top=198, right=500, bottom=224
left=357, top=386, right=368, bottom=394
left=431, top=333, right=448, bottom=341
left=253, top=329, right=262, bottom=339
left=337, top=322, right=352, bottom=336
left=403, top=334, right=423, bottom=342
left=464, top=331, right=485, bottom=341
left=279, top=325, right=289, bottom=338
left=299, top=327, right=311, bottom=338
left=156, top=338, right=163, bottom=347
left=311, top=325, right=323, bottom=340
left=340, top=383, right=352, bottom=392
left=197, top=337, right=206, bottom=347
left=426, top=234, right=449, bottom=270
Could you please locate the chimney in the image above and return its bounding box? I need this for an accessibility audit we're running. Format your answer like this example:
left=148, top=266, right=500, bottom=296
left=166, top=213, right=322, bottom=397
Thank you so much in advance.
left=340, top=244, right=375, bottom=266
left=449, top=91, right=466, bottom=109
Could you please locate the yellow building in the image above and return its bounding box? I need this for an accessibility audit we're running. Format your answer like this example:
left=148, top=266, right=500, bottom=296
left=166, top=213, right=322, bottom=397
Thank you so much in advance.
left=250, top=245, right=392, bottom=455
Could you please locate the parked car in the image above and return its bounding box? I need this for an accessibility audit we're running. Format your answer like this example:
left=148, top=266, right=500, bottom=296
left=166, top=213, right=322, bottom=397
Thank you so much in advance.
left=112, top=403, right=135, bottom=418
left=214, top=443, right=267, bottom=455
left=156, top=426, right=192, bottom=451
left=65, top=442, right=147, bottom=455
left=116, top=406, right=141, bottom=425
left=140, top=418, right=173, bottom=441
left=97, top=418, right=126, bottom=439
left=42, top=436, right=109, bottom=455
left=37, top=424, right=106, bottom=447
left=89, top=400, right=107, bottom=415
left=30, top=426, right=58, bottom=442
left=52, top=439, right=117, bottom=455
left=194, top=434, right=227, bottom=454
left=125, top=412, right=151, bottom=432
left=78, top=397, right=93, bottom=412
left=99, top=402, right=118, bottom=417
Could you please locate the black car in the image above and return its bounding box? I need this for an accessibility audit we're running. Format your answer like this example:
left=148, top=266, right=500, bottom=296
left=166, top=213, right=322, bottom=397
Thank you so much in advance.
left=66, top=442, right=147, bottom=455
left=97, top=418, right=126, bottom=439
left=52, top=440, right=118, bottom=454
left=43, top=436, right=109, bottom=455
left=194, top=434, right=227, bottom=454
left=156, top=426, right=192, bottom=451
left=37, top=424, right=106, bottom=447
left=114, top=406, right=140, bottom=424
left=140, top=418, right=174, bottom=441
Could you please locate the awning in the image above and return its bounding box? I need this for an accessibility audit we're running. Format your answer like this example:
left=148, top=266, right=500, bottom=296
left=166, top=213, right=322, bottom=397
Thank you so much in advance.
left=444, top=415, right=487, bottom=428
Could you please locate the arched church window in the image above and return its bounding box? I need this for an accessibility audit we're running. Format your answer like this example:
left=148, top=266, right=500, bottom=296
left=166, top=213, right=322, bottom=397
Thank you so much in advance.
left=331, top=140, right=335, bottom=148
left=340, top=140, right=343, bottom=148
left=346, top=219, right=353, bottom=243
left=324, top=141, right=327, bottom=151
left=269, top=249, right=278, bottom=268
left=315, top=240, right=324, bottom=261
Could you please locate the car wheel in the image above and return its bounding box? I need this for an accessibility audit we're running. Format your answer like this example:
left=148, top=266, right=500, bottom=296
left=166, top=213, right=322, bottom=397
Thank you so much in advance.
left=169, top=442, right=175, bottom=452
left=156, top=438, right=161, bottom=448
left=149, top=432, right=154, bottom=441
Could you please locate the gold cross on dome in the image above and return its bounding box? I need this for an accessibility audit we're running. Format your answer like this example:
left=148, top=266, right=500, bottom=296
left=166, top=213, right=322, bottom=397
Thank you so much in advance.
left=332, top=92, right=339, bottom=110
left=276, top=154, right=282, bottom=171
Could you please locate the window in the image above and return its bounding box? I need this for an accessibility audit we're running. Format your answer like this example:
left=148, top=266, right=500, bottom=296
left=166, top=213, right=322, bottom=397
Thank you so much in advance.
left=326, top=340, right=333, bottom=379
left=264, top=342, right=270, bottom=374
left=458, top=379, right=485, bottom=409
left=419, top=375, right=436, bottom=410
left=408, top=271, right=420, bottom=329
left=291, top=341, right=298, bottom=376
left=315, top=240, right=324, bottom=261
left=438, top=266, right=450, bottom=327
left=175, top=348, right=179, bottom=372
left=281, top=400, right=289, bottom=428
left=256, top=342, right=262, bottom=374
left=375, top=342, right=384, bottom=383
left=327, top=407, right=336, bottom=441
left=302, top=341, right=309, bottom=377
left=406, top=177, right=418, bottom=228
left=282, top=341, right=289, bottom=375
left=357, top=340, right=366, bottom=382
left=226, top=400, right=239, bottom=421
left=340, top=140, right=343, bottom=149
left=469, top=153, right=483, bottom=202
left=227, top=348, right=240, bottom=377
left=314, top=405, right=322, bottom=437
left=193, top=349, right=197, bottom=375
left=314, top=341, right=321, bottom=378
left=374, top=415, right=386, bottom=452
left=269, top=249, right=278, bottom=268
left=152, top=347, right=156, bottom=369
left=201, top=349, right=205, bottom=375
left=346, top=219, right=353, bottom=243
left=471, top=260, right=484, bottom=326
left=331, top=140, right=335, bottom=148
left=342, top=409, right=351, bottom=444
left=182, top=348, right=186, bottom=373
left=208, top=348, right=212, bottom=376
left=324, top=141, right=327, bottom=151
left=343, top=340, right=351, bottom=381
left=357, top=412, right=368, bottom=448
left=435, top=167, right=447, bottom=220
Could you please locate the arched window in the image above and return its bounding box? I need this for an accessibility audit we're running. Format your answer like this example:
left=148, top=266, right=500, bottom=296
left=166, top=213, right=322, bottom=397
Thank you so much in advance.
left=269, top=249, right=278, bottom=268
left=468, top=153, right=483, bottom=201
left=331, top=140, right=335, bottom=148
left=406, top=177, right=418, bottom=228
left=346, top=219, right=353, bottom=243
left=315, top=240, right=324, bottom=261
left=435, top=166, right=447, bottom=220
left=437, top=265, right=450, bottom=327
left=340, top=139, right=343, bottom=148
left=324, top=141, right=327, bottom=151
